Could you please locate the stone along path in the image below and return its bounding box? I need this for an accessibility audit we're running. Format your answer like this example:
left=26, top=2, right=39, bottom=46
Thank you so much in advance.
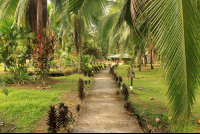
left=71, top=68, right=143, bottom=133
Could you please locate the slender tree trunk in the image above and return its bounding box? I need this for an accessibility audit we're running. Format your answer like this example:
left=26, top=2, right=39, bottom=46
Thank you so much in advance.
left=130, top=29, right=135, bottom=78
left=150, top=49, right=154, bottom=69
left=143, top=53, right=146, bottom=67
left=139, top=45, right=142, bottom=72
left=116, top=41, right=120, bottom=65
left=130, top=29, right=135, bottom=69
left=74, top=15, right=78, bottom=55
left=78, top=22, right=82, bottom=72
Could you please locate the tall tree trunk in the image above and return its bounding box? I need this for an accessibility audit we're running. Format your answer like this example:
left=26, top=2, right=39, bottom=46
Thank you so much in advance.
left=37, top=0, right=47, bottom=31
left=74, top=15, right=78, bottom=55
left=143, top=52, right=146, bottom=67
left=28, top=0, right=48, bottom=32
left=139, top=44, right=142, bottom=72
left=150, top=49, right=154, bottom=69
left=116, top=41, right=120, bottom=65
left=130, top=29, right=135, bottom=77
left=78, top=22, right=82, bottom=72
left=130, top=29, right=135, bottom=69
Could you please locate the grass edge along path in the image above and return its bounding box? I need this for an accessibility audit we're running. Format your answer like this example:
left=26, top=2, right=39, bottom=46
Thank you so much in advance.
left=0, top=73, right=94, bottom=133
left=114, top=64, right=200, bottom=133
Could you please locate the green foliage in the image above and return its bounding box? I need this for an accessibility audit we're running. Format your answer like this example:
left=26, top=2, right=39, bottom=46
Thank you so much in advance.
left=146, top=0, right=200, bottom=123
left=81, top=55, right=90, bottom=68
left=0, top=74, right=14, bottom=85
left=31, top=28, right=57, bottom=87
left=62, top=68, right=73, bottom=77
left=82, top=44, right=102, bottom=58
left=72, top=66, right=78, bottom=73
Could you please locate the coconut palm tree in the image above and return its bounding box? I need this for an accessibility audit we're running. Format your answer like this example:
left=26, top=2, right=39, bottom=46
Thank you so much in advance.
left=0, top=0, right=49, bottom=32
left=141, top=0, right=200, bottom=123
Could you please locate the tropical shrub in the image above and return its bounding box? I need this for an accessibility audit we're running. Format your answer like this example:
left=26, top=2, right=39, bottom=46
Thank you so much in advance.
left=72, top=66, right=78, bottom=73
left=63, top=68, right=73, bottom=76
left=31, top=28, right=57, bottom=87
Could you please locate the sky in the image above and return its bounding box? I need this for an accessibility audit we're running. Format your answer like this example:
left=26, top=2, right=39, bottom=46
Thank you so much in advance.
left=47, top=0, right=50, bottom=4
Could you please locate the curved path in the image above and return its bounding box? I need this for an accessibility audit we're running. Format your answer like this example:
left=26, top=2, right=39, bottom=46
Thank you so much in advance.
left=71, top=68, right=143, bottom=133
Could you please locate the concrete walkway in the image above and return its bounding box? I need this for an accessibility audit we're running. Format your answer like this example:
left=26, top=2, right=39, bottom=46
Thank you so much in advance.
left=71, top=68, right=143, bottom=133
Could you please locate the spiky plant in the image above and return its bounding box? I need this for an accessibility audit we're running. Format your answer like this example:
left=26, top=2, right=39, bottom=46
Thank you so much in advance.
left=124, top=101, right=131, bottom=111
left=46, top=105, right=59, bottom=133
left=78, top=78, right=85, bottom=101
left=122, top=83, right=129, bottom=101
left=76, top=104, right=81, bottom=113
left=88, top=70, right=92, bottom=77
left=119, top=76, right=122, bottom=83
left=117, top=81, right=121, bottom=88
left=115, top=75, right=118, bottom=83
left=84, top=70, right=87, bottom=77
left=58, top=103, right=69, bottom=129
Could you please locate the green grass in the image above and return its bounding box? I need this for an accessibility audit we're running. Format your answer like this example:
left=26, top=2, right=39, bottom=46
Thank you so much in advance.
left=115, top=64, right=200, bottom=133
left=0, top=73, right=93, bottom=133
left=0, top=88, right=63, bottom=133
left=51, top=74, right=94, bottom=91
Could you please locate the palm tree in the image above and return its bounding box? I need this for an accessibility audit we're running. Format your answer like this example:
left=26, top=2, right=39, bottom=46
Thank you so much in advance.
left=99, top=0, right=200, bottom=124
left=0, top=0, right=49, bottom=32
left=131, top=0, right=200, bottom=124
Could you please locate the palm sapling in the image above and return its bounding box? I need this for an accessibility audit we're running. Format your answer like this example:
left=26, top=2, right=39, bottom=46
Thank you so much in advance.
left=117, top=81, right=121, bottom=88
left=46, top=105, right=60, bottom=133
left=76, top=104, right=81, bottom=113
left=88, top=80, right=91, bottom=85
left=58, top=102, right=69, bottom=129
left=84, top=70, right=87, bottom=77
left=78, top=78, right=85, bottom=101
left=122, top=83, right=129, bottom=101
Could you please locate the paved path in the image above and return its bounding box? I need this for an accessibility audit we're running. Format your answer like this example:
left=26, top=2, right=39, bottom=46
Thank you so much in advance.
left=71, top=68, right=143, bottom=133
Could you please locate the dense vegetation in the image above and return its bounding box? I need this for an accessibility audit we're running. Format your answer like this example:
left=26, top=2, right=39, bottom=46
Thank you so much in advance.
left=0, top=0, right=200, bottom=132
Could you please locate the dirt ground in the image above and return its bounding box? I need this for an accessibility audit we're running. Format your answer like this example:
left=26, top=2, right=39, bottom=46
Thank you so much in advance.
left=71, top=68, right=143, bottom=133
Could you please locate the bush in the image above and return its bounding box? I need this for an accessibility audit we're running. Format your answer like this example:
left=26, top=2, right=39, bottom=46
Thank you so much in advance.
left=0, top=74, right=14, bottom=85
left=72, top=66, right=78, bottom=73
left=63, top=68, right=73, bottom=76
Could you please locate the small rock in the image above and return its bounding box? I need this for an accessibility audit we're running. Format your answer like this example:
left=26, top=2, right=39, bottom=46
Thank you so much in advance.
left=156, top=118, right=161, bottom=123
left=0, top=122, right=3, bottom=127
left=150, top=97, right=154, bottom=100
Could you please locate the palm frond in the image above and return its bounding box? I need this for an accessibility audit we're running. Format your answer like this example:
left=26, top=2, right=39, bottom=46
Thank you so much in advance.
left=0, top=0, right=19, bottom=19
left=147, top=0, right=200, bottom=123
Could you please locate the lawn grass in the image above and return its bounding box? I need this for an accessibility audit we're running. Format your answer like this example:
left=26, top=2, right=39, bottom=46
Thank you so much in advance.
left=114, top=64, right=200, bottom=133
left=0, top=73, right=94, bottom=133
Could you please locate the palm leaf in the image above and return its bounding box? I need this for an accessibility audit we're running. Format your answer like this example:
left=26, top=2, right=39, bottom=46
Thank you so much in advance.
left=0, top=0, right=19, bottom=19
left=146, top=0, right=200, bottom=123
